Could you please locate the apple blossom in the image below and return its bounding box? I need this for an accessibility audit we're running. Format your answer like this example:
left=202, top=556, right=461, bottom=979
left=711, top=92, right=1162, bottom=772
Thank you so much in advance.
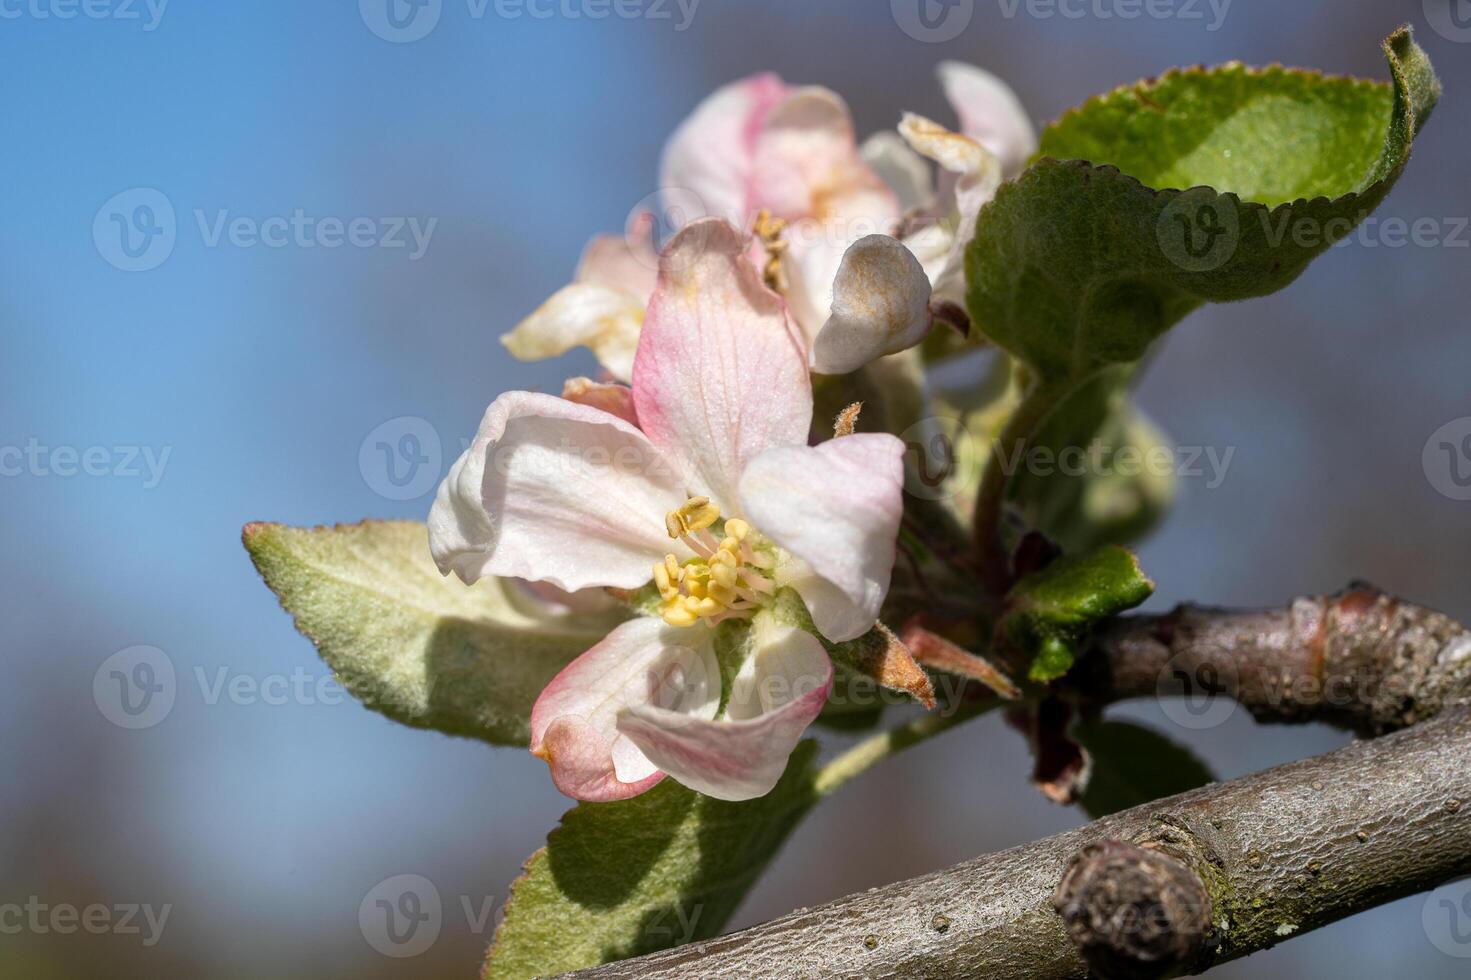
left=430, top=218, right=906, bottom=802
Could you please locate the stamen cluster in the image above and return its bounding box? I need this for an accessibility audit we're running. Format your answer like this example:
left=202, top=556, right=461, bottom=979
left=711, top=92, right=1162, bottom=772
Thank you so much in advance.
left=654, top=497, right=776, bottom=627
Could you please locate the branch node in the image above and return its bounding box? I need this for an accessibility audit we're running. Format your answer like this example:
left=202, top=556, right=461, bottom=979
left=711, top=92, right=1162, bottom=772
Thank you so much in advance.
left=1053, top=840, right=1212, bottom=980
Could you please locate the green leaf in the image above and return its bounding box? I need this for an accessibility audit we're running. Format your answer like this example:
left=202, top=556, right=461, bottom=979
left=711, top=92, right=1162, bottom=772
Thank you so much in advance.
left=243, top=520, right=625, bottom=746
left=965, top=26, right=1440, bottom=385
left=1007, top=366, right=1176, bottom=552
left=484, top=742, right=820, bottom=979
left=1075, top=720, right=1216, bottom=819
left=1001, top=546, right=1155, bottom=682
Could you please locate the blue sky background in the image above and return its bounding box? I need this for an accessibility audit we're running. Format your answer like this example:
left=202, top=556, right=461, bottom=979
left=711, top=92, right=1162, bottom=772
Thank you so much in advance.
left=2, top=1, right=1469, bottom=976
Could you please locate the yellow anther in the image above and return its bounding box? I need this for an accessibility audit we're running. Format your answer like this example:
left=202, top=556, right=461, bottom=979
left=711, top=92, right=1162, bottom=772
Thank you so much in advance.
left=710, top=561, right=736, bottom=589
left=725, top=519, right=749, bottom=541
left=659, top=601, right=698, bottom=627
left=708, top=582, right=737, bottom=606
left=693, top=597, right=722, bottom=618
left=653, top=562, right=672, bottom=593
left=665, top=496, right=721, bottom=538
left=664, top=554, right=681, bottom=578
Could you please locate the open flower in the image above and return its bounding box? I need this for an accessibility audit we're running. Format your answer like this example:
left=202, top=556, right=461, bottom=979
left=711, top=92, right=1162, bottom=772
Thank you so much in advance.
left=501, top=73, right=934, bottom=381
left=430, top=218, right=906, bottom=802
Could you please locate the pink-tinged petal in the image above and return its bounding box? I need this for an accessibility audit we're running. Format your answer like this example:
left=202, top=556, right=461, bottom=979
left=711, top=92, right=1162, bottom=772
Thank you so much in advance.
left=810, top=235, right=933, bottom=375
left=750, top=88, right=902, bottom=343
left=937, top=61, right=1037, bottom=179
left=532, top=618, right=721, bottom=802
left=561, top=377, right=638, bottom=426
left=750, top=87, right=897, bottom=225
left=617, top=613, right=831, bottom=801
left=739, top=434, right=906, bottom=642
left=659, top=73, right=791, bottom=227
left=501, top=282, right=643, bottom=382
left=428, top=391, right=686, bottom=590
left=632, top=218, right=813, bottom=509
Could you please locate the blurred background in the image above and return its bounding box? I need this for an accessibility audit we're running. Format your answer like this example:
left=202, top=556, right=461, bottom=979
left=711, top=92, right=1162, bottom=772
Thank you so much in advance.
left=2, top=0, right=1467, bottom=976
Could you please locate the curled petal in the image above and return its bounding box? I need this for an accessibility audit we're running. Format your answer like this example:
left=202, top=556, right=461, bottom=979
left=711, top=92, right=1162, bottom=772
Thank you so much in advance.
left=898, top=113, right=1002, bottom=305
left=561, top=377, right=638, bottom=426
left=532, top=618, right=721, bottom=802
left=633, top=218, right=812, bottom=510
left=810, top=235, right=933, bottom=375
left=660, top=72, right=791, bottom=227
left=937, top=61, right=1038, bottom=179
left=501, top=282, right=644, bottom=382
left=500, top=221, right=658, bottom=382
left=617, top=613, right=831, bottom=801
left=428, top=391, right=686, bottom=590
left=739, top=434, right=906, bottom=642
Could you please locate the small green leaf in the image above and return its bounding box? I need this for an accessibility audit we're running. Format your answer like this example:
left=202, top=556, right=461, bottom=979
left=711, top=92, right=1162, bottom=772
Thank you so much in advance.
left=1002, top=546, right=1154, bottom=682
left=965, top=27, right=1440, bottom=384
left=484, top=742, right=820, bottom=979
left=1007, top=366, right=1176, bottom=552
left=243, top=520, right=624, bottom=746
left=1075, top=720, right=1216, bottom=819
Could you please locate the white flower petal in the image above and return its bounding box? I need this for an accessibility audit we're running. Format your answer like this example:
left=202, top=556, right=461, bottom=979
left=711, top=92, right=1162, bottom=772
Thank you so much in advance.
left=739, top=434, right=906, bottom=642
left=862, top=130, right=935, bottom=212
left=428, top=391, right=687, bottom=590
left=532, top=617, right=721, bottom=802
left=810, top=235, right=933, bottom=375
left=617, top=613, right=831, bottom=801
left=561, top=377, right=638, bottom=426
left=937, top=61, right=1037, bottom=179
left=632, top=218, right=812, bottom=511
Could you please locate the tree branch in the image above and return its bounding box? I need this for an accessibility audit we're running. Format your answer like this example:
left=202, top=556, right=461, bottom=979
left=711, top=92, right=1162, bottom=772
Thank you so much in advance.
left=564, top=588, right=1471, bottom=979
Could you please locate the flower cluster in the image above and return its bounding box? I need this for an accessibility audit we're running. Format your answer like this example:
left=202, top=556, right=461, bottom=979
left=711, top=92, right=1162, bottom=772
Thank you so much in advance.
left=430, top=64, right=1035, bottom=802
